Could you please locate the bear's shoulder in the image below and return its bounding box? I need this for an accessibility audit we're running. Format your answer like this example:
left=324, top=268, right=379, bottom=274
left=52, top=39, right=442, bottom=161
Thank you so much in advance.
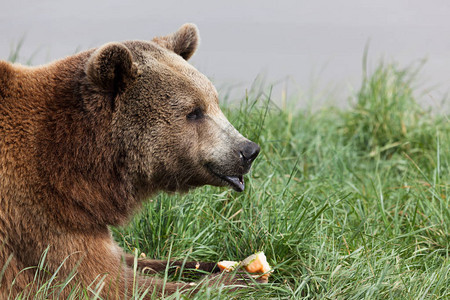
left=0, top=61, right=13, bottom=98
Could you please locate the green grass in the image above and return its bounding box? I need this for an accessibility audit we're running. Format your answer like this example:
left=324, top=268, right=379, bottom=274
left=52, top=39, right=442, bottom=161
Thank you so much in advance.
left=112, top=61, right=449, bottom=299
left=3, top=55, right=449, bottom=298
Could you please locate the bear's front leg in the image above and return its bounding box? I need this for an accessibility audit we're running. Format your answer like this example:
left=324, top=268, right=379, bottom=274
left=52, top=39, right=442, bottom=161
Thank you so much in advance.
left=46, top=235, right=194, bottom=298
left=123, top=253, right=219, bottom=275
left=121, top=253, right=266, bottom=296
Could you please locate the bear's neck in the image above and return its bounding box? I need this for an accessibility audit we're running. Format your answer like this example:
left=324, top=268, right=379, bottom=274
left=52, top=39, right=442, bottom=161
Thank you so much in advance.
left=1, top=55, right=141, bottom=230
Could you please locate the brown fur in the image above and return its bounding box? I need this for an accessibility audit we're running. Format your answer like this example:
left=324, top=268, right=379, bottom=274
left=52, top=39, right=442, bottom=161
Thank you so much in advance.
left=0, top=24, right=260, bottom=298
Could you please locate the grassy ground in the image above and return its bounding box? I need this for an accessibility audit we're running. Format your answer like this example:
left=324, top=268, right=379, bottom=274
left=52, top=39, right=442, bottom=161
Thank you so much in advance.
left=110, top=62, right=449, bottom=299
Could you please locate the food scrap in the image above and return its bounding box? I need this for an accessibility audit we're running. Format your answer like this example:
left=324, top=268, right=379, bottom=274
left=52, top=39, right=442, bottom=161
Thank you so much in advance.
left=217, top=260, right=240, bottom=272
left=217, top=251, right=273, bottom=280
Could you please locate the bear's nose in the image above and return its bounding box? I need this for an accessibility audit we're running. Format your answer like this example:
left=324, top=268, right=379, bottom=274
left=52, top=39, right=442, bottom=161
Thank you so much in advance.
left=240, top=141, right=260, bottom=165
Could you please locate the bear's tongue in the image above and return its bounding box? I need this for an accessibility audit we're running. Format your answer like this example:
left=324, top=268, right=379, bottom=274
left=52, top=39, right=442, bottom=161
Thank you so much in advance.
left=223, top=175, right=245, bottom=192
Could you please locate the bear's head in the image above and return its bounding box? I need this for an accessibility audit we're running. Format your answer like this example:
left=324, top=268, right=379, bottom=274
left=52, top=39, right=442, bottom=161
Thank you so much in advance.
left=84, top=24, right=259, bottom=195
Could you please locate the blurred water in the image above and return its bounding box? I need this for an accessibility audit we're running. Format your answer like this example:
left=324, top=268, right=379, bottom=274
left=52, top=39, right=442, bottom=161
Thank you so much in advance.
left=1, top=0, right=449, bottom=109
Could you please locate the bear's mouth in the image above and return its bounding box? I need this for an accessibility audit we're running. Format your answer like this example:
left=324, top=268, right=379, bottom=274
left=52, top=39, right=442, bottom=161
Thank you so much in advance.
left=222, top=174, right=245, bottom=192
left=206, top=165, right=245, bottom=192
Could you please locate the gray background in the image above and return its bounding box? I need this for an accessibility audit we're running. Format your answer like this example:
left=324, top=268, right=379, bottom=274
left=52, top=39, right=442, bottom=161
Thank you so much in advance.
left=1, top=0, right=450, bottom=109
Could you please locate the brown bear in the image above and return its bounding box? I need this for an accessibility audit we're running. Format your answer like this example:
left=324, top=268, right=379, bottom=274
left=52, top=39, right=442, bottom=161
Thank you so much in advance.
left=0, top=24, right=260, bottom=298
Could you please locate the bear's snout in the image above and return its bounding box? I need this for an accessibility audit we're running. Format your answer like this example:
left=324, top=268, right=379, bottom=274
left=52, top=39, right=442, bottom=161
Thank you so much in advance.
left=204, top=139, right=260, bottom=193
left=240, top=141, right=260, bottom=170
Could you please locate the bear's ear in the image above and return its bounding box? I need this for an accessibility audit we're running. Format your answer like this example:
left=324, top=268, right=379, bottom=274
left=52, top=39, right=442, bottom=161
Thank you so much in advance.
left=153, top=23, right=199, bottom=60
left=86, top=42, right=137, bottom=93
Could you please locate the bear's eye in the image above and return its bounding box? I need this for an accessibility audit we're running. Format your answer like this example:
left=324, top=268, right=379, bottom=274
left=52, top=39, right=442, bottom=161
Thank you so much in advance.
left=186, top=107, right=203, bottom=121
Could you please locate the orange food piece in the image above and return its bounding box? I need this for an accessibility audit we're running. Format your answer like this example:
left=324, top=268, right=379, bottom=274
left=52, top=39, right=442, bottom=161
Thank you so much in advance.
left=217, top=260, right=239, bottom=272
left=218, top=252, right=273, bottom=280
left=241, top=252, right=272, bottom=276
